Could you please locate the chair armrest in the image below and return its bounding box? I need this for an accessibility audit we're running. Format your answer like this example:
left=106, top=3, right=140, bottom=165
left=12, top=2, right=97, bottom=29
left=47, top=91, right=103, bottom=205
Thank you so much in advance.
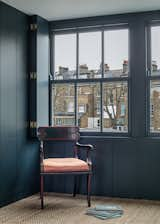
left=76, top=142, right=95, bottom=151
left=76, top=142, right=95, bottom=168
left=40, top=141, right=44, bottom=162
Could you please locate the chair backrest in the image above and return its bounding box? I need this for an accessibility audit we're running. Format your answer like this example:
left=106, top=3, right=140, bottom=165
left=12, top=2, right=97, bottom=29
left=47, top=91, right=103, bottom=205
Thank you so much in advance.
left=37, top=126, right=80, bottom=142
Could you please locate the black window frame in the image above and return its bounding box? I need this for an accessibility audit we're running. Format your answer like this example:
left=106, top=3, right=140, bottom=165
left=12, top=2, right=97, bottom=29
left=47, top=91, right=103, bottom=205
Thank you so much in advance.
left=50, top=25, right=131, bottom=137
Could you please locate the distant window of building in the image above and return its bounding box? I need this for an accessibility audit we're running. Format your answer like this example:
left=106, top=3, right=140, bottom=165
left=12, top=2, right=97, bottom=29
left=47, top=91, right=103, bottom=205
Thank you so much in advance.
left=78, top=105, right=86, bottom=113
left=96, top=102, right=100, bottom=115
left=121, top=104, right=126, bottom=116
left=68, top=102, right=74, bottom=113
left=52, top=28, right=129, bottom=134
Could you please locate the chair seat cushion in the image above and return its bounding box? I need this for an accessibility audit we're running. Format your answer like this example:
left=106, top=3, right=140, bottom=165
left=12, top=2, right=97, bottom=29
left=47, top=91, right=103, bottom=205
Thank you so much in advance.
left=42, top=158, right=89, bottom=173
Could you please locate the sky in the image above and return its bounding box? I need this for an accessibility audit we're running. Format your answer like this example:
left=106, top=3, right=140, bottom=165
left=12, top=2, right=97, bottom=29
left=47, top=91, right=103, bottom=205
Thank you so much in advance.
left=152, top=26, right=160, bottom=69
left=54, top=29, right=128, bottom=72
left=54, top=27, right=160, bottom=73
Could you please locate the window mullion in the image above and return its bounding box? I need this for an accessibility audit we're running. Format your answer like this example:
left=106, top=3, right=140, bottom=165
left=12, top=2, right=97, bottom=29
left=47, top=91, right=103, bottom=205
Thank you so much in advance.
left=75, top=32, right=79, bottom=126
left=100, top=81, right=103, bottom=132
left=148, top=79, right=151, bottom=135
left=101, top=30, right=104, bottom=132
left=102, top=29, right=104, bottom=78
left=146, top=26, right=151, bottom=77
left=75, top=83, right=77, bottom=126
left=76, top=32, right=79, bottom=79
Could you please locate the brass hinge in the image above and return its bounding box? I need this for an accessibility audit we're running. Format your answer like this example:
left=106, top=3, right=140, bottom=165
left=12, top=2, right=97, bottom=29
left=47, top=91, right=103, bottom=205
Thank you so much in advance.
left=30, top=23, right=38, bottom=31
left=30, top=72, right=37, bottom=80
left=30, top=121, right=37, bottom=128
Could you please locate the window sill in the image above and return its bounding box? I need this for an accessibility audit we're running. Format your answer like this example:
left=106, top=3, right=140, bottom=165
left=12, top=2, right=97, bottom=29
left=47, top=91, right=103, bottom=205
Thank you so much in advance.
left=80, top=134, right=131, bottom=140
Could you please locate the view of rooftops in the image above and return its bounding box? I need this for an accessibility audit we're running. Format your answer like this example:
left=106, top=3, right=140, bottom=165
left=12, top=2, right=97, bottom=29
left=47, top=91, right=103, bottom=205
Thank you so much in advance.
left=54, top=29, right=129, bottom=80
left=55, top=61, right=129, bottom=79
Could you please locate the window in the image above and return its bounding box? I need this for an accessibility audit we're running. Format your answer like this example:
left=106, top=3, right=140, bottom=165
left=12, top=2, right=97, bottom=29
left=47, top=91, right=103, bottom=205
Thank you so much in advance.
left=103, top=82, right=128, bottom=132
left=52, top=84, right=75, bottom=126
left=78, top=83, right=100, bottom=132
left=54, top=34, right=76, bottom=80
left=104, top=30, right=129, bottom=78
left=150, top=80, right=160, bottom=132
left=52, top=28, right=129, bottom=133
left=79, top=32, right=101, bottom=79
left=151, top=26, right=160, bottom=76
left=149, top=26, right=160, bottom=133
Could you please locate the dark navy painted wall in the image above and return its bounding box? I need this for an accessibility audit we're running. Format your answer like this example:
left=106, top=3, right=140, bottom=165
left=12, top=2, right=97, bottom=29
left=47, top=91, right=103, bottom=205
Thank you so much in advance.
left=44, top=137, right=160, bottom=200
left=46, top=13, right=160, bottom=200
left=0, top=2, right=39, bottom=207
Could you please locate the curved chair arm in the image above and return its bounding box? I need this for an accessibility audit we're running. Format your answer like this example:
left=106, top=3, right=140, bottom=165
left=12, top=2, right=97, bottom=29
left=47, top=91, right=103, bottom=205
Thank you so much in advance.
left=76, top=142, right=95, bottom=167
left=76, top=142, right=95, bottom=151
left=40, top=141, right=44, bottom=171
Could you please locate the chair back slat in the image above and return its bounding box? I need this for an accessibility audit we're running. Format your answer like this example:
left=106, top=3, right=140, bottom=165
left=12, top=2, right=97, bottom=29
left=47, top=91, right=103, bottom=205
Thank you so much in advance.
left=38, top=126, right=80, bottom=141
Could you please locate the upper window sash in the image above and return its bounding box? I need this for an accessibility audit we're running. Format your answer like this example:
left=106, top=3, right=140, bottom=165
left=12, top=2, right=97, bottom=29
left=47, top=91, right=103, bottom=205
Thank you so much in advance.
left=52, top=26, right=129, bottom=81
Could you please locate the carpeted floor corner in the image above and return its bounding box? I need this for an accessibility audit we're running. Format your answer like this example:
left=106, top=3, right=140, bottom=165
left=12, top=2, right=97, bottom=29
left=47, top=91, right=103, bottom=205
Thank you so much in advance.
left=1, top=193, right=160, bottom=224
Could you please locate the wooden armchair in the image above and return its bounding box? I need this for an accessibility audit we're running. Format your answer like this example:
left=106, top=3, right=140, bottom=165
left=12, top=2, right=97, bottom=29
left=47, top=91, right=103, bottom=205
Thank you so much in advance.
left=37, top=126, right=94, bottom=209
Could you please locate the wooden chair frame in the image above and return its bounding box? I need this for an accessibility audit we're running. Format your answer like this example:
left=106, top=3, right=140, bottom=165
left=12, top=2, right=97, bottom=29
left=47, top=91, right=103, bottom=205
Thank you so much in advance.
left=37, top=126, right=94, bottom=209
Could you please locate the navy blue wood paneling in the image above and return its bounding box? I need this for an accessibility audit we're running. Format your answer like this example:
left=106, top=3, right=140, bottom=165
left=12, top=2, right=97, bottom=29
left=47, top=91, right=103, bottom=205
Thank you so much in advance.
left=45, top=137, right=160, bottom=200
left=0, top=2, right=39, bottom=207
left=0, top=2, right=17, bottom=203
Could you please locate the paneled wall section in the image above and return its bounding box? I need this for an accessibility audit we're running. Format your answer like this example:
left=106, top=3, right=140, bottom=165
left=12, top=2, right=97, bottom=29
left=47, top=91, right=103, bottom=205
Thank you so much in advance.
left=0, top=2, right=39, bottom=207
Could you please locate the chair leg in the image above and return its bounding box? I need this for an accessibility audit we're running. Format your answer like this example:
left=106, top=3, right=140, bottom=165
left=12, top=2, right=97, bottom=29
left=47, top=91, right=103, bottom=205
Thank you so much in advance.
left=40, top=175, right=44, bottom=209
left=73, top=176, right=77, bottom=197
left=87, top=173, right=91, bottom=207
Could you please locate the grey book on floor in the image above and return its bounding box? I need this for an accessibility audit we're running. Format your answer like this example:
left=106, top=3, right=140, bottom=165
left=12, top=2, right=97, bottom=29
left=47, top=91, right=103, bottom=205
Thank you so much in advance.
left=86, top=204, right=124, bottom=220
left=95, top=204, right=123, bottom=212
left=94, top=213, right=123, bottom=220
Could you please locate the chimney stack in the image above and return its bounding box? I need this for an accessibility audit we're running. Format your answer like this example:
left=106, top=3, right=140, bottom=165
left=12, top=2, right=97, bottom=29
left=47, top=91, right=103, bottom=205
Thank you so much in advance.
left=152, top=60, right=158, bottom=72
left=123, top=60, right=128, bottom=74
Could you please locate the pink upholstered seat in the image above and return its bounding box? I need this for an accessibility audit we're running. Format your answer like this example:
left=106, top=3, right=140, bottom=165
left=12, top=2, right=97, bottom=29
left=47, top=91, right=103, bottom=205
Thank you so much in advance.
left=42, top=158, right=89, bottom=173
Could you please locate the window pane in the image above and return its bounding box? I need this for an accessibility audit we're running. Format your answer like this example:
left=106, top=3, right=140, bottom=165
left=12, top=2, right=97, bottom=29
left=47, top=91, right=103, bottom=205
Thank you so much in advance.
left=52, top=84, right=75, bottom=125
left=151, top=26, right=160, bottom=76
left=104, top=29, right=129, bottom=78
left=103, top=82, right=128, bottom=132
left=54, top=34, right=76, bottom=80
left=150, top=80, right=160, bottom=132
left=77, top=83, right=100, bottom=131
left=79, top=32, right=101, bottom=79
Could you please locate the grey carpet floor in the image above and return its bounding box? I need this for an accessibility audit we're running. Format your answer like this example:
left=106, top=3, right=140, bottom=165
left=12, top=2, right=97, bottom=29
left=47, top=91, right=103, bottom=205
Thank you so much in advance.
left=1, top=193, right=160, bottom=224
